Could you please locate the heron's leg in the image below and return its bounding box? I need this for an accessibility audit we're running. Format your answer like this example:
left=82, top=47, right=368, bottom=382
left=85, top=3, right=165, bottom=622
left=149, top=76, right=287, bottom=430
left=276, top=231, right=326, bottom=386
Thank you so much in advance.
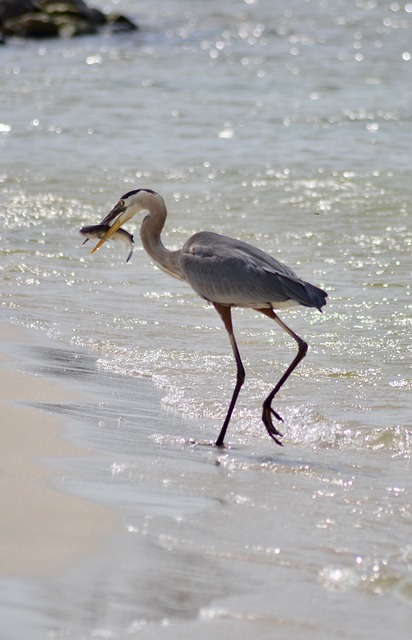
left=213, top=303, right=245, bottom=447
left=256, top=308, right=308, bottom=446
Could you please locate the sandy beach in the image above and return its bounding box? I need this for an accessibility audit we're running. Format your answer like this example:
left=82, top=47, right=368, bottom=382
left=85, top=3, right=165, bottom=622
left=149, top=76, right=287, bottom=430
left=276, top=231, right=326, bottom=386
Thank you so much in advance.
left=0, top=322, right=115, bottom=576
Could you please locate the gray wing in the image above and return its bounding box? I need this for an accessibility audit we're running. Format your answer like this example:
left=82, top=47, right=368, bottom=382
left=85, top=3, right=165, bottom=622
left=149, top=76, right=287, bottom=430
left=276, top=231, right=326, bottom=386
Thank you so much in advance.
left=179, top=232, right=327, bottom=310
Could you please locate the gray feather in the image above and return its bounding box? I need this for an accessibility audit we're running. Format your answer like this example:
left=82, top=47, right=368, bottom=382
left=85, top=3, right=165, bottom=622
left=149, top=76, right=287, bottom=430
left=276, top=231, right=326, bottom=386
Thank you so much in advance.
left=179, top=232, right=327, bottom=310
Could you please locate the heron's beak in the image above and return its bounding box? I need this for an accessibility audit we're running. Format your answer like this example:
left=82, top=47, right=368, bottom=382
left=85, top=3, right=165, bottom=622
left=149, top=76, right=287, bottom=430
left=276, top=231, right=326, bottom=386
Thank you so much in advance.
left=89, top=204, right=127, bottom=255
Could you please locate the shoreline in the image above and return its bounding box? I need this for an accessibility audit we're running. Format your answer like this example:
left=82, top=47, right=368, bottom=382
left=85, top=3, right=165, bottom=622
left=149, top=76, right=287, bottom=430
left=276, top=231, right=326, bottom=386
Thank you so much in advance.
left=0, top=321, right=115, bottom=577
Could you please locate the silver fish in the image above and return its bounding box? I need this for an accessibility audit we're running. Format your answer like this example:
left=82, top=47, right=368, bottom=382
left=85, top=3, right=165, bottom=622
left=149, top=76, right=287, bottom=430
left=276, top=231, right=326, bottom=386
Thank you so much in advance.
left=80, top=224, right=134, bottom=263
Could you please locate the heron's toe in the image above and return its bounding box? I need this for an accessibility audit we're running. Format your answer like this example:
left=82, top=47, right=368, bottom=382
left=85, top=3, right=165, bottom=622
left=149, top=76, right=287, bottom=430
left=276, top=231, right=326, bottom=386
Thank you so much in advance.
left=262, top=402, right=284, bottom=446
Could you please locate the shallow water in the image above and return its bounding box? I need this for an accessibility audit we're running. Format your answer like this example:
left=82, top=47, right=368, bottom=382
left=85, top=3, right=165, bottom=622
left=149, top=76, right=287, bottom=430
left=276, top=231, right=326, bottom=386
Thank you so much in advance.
left=0, top=0, right=411, bottom=637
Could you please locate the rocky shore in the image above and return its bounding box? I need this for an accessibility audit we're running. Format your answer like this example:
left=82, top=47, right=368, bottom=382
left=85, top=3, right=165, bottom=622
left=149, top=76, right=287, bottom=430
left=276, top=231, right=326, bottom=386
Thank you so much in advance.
left=0, top=0, right=137, bottom=42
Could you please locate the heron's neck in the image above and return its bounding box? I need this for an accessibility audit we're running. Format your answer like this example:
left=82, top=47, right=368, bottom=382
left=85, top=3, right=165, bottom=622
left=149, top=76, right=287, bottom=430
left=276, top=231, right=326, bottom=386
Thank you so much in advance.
left=140, top=209, right=185, bottom=282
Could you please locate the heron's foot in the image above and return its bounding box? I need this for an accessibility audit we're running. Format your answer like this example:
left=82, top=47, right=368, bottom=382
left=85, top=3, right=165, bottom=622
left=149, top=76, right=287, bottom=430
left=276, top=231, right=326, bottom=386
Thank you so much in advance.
left=262, top=401, right=284, bottom=446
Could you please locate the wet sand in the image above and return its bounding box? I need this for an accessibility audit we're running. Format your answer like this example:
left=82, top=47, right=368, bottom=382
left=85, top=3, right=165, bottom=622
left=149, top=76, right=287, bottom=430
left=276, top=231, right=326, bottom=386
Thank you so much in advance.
left=1, top=322, right=410, bottom=640
left=0, top=322, right=115, bottom=576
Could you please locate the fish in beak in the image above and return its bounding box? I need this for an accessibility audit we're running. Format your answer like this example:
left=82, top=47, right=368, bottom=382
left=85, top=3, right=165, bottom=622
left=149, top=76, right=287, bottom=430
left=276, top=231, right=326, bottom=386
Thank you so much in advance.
left=80, top=223, right=134, bottom=262
left=89, top=201, right=128, bottom=255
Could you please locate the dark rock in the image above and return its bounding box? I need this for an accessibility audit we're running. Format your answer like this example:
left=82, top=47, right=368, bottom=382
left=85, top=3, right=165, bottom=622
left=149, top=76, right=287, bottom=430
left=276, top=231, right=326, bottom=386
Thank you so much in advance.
left=37, top=0, right=92, bottom=15
left=3, top=13, right=61, bottom=39
left=0, top=0, right=138, bottom=41
left=38, top=0, right=100, bottom=21
left=0, top=0, right=37, bottom=22
left=86, top=7, right=106, bottom=26
left=41, top=2, right=90, bottom=17
left=57, top=16, right=97, bottom=38
left=106, top=13, right=138, bottom=33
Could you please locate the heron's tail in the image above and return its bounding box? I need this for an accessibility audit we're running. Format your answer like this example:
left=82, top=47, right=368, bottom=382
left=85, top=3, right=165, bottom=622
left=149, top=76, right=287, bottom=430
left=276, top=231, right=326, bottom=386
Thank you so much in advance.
left=277, top=274, right=328, bottom=311
left=303, top=281, right=328, bottom=311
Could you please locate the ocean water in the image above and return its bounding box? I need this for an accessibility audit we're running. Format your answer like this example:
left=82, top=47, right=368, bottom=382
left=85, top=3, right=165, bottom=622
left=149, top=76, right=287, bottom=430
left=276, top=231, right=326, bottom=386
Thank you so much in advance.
left=0, top=0, right=411, bottom=638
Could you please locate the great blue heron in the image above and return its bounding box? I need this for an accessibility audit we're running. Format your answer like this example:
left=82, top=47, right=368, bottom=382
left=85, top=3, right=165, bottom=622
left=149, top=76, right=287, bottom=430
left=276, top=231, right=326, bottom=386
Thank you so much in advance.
left=88, top=188, right=327, bottom=447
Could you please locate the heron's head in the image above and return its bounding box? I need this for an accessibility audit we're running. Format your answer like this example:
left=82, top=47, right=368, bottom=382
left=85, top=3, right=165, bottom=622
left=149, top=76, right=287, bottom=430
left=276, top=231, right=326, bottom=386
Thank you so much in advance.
left=89, top=189, right=160, bottom=255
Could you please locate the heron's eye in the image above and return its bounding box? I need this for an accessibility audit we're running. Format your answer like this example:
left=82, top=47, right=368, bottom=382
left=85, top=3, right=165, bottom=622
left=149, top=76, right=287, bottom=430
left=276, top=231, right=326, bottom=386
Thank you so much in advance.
left=119, top=200, right=125, bottom=207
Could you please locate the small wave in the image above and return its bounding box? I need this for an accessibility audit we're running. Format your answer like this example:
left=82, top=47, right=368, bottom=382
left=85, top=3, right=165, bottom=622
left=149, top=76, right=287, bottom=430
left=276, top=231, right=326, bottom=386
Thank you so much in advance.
left=319, top=547, right=412, bottom=603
